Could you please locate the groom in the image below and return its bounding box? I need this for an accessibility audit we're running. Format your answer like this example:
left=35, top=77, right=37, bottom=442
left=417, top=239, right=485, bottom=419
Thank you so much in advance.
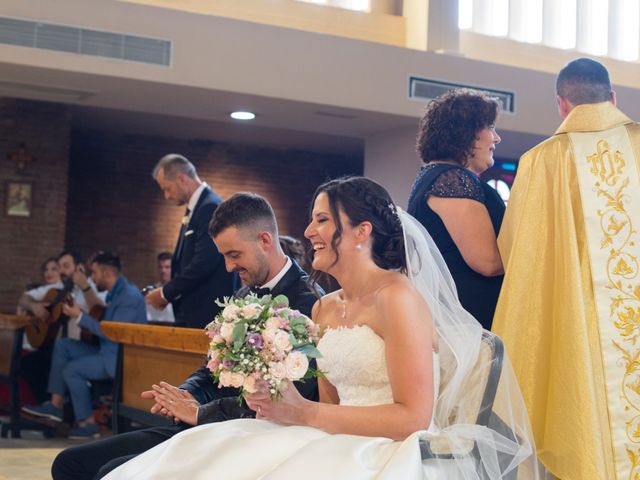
left=52, top=192, right=323, bottom=480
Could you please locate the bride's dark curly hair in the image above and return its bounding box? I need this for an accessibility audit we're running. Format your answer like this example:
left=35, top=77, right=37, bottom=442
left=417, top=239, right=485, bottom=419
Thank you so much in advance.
left=416, top=89, right=499, bottom=167
left=307, top=176, right=406, bottom=289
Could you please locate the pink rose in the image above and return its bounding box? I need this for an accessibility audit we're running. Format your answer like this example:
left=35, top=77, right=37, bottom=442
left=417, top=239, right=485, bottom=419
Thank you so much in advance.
left=262, top=327, right=278, bottom=343
left=207, top=358, right=220, bottom=372
left=228, top=372, right=246, bottom=388
left=219, top=370, right=232, bottom=387
left=243, top=374, right=259, bottom=393
left=222, top=304, right=241, bottom=320
left=220, top=323, right=235, bottom=343
left=265, top=317, right=282, bottom=330
left=284, top=351, right=309, bottom=380
left=241, top=304, right=263, bottom=319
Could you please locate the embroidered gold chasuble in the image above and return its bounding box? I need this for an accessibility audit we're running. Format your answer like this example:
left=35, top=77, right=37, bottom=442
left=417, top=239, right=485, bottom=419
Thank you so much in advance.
left=493, top=102, right=640, bottom=480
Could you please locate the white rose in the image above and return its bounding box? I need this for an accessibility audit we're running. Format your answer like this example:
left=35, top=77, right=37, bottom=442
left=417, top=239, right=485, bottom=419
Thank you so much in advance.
left=284, top=351, right=309, bottom=381
left=241, top=304, right=263, bottom=320
left=220, top=323, right=235, bottom=343
left=269, top=362, right=287, bottom=380
left=222, top=304, right=241, bottom=321
left=229, top=372, right=246, bottom=388
left=273, top=330, right=293, bottom=353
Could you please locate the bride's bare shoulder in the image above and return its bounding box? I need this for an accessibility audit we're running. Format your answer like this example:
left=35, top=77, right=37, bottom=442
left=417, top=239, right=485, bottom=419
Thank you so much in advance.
left=311, top=290, right=342, bottom=328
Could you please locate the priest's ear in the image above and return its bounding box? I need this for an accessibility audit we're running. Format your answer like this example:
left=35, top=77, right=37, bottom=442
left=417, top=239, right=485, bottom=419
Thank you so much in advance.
left=556, top=95, right=574, bottom=119
left=610, top=90, right=617, bottom=106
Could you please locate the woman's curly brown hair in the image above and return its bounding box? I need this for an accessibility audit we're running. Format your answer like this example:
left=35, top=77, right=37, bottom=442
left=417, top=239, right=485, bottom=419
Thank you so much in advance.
left=416, top=89, right=500, bottom=166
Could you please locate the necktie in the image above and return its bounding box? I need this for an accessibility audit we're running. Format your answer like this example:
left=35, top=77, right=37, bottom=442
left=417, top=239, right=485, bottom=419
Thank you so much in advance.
left=176, top=207, right=191, bottom=259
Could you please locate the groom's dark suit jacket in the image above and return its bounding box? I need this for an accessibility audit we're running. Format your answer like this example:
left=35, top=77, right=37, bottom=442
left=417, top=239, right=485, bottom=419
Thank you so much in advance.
left=164, top=185, right=236, bottom=328
left=52, top=258, right=323, bottom=480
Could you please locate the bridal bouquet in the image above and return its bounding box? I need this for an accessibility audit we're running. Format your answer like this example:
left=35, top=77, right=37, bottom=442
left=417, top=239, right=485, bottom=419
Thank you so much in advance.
left=205, top=293, right=322, bottom=400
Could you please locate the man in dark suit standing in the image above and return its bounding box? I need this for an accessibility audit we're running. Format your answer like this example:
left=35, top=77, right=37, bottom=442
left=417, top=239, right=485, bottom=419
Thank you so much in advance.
left=52, top=192, right=323, bottom=480
left=145, top=154, right=236, bottom=328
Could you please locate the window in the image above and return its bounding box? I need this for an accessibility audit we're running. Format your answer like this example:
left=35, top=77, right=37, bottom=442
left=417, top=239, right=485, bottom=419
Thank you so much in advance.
left=459, top=0, right=640, bottom=62
left=297, top=0, right=370, bottom=12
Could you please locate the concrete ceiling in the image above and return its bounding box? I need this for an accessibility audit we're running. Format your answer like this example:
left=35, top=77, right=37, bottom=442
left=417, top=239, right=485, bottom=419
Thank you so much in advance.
left=0, top=61, right=421, bottom=156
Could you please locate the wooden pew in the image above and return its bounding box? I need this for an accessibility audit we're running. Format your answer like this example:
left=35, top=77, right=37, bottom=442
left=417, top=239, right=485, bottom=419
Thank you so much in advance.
left=101, top=321, right=209, bottom=433
left=0, top=313, right=30, bottom=438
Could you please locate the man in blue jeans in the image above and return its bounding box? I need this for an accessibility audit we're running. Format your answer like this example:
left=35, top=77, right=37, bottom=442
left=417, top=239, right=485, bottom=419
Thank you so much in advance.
left=23, top=252, right=147, bottom=438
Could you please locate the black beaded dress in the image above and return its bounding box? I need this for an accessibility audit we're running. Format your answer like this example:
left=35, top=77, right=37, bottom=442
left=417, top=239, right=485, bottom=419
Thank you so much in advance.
left=407, top=163, right=505, bottom=330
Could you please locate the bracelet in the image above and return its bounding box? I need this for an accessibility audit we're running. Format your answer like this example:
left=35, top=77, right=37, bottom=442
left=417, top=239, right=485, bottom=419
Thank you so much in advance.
left=81, top=285, right=91, bottom=292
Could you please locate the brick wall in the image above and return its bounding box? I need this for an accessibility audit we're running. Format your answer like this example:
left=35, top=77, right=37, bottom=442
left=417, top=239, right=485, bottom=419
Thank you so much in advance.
left=0, top=99, right=71, bottom=312
left=65, top=130, right=363, bottom=291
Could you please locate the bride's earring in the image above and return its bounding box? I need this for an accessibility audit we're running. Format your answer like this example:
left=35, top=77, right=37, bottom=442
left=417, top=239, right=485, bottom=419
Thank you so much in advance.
left=356, top=243, right=362, bottom=250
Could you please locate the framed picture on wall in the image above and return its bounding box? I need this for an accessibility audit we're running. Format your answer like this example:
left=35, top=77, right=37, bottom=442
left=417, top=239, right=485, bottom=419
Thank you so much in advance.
left=6, top=181, right=32, bottom=217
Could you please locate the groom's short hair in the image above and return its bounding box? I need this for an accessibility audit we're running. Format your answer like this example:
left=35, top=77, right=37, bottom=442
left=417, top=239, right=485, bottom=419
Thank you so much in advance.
left=209, top=192, right=278, bottom=239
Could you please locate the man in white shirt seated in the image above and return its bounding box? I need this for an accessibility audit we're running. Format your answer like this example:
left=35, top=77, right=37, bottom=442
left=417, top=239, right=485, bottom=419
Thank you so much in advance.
left=145, top=252, right=175, bottom=323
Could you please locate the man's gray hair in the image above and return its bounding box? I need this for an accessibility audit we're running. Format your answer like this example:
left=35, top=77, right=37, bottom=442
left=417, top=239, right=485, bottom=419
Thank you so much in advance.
left=152, top=154, right=197, bottom=180
left=556, top=58, right=612, bottom=105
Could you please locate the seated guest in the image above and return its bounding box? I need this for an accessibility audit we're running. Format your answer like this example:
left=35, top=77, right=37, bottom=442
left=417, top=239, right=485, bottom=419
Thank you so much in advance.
left=52, top=192, right=323, bottom=480
left=23, top=252, right=147, bottom=438
left=145, top=252, right=175, bottom=323
left=17, top=256, right=61, bottom=312
left=279, top=234, right=309, bottom=273
left=408, top=89, right=504, bottom=330
left=18, top=250, right=107, bottom=341
left=18, top=251, right=108, bottom=403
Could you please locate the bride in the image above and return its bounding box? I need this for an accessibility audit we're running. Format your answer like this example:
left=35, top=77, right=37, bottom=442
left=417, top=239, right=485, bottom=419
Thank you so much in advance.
left=105, top=177, right=540, bottom=479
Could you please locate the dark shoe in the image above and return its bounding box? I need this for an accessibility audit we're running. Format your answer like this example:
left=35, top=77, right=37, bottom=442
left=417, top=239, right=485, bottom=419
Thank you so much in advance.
left=22, top=401, right=63, bottom=422
left=68, top=422, right=100, bottom=439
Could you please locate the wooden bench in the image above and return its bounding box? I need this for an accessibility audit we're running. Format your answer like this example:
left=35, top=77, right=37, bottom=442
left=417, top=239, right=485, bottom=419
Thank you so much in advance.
left=0, top=313, right=30, bottom=438
left=101, top=321, right=209, bottom=433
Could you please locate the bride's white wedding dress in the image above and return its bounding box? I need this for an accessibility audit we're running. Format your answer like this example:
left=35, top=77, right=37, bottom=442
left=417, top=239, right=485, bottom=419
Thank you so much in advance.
left=105, top=324, right=440, bottom=480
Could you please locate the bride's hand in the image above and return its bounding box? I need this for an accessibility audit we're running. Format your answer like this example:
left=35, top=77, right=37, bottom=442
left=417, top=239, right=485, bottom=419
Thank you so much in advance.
left=245, top=380, right=313, bottom=426
left=152, top=382, right=201, bottom=426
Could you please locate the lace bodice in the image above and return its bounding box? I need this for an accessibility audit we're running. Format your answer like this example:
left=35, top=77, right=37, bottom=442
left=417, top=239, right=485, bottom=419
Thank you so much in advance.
left=317, top=324, right=439, bottom=425
left=317, top=325, right=393, bottom=406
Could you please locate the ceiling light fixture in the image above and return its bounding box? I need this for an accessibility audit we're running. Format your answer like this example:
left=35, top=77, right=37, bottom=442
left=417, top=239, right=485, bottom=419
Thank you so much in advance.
left=230, top=111, right=256, bottom=120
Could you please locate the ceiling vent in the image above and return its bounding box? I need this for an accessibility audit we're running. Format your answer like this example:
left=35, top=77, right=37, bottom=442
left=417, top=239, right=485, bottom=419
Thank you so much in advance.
left=409, top=76, right=515, bottom=114
left=0, top=16, right=171, bottom=66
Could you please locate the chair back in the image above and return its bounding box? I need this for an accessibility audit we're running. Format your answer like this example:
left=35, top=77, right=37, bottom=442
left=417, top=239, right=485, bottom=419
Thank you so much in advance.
left=420, top=330, right=505, bottom=458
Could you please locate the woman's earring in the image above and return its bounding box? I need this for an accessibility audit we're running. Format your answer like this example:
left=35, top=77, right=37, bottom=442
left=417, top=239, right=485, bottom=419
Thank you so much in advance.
left=356, top=243, right=362, bottom=250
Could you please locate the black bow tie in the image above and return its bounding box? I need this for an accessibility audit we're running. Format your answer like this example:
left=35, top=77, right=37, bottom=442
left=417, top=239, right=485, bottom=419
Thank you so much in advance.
left=249, top=286, right=271, bottom=297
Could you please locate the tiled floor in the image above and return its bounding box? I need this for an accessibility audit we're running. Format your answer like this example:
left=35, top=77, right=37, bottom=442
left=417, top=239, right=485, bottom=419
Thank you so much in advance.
left=0, top=429, right=92, bottom=480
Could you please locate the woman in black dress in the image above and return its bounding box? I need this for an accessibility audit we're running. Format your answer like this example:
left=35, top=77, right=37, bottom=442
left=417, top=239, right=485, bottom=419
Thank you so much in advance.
left=408, top=89, right=504, bottom=330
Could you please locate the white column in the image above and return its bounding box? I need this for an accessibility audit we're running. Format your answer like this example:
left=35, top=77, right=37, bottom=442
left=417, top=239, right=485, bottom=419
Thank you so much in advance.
left=608, top=0, right=640, bottom=61
left=426, top=0, right=459, bottom=53
left=576, top=0, right=609, bottom=55
left=542, top=0, right=577, bottom=49
left=509, top=0, right=543, bottom=43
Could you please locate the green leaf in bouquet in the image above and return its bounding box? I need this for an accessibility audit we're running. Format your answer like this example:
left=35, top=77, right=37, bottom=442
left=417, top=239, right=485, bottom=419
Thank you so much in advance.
left=295, top=343, right=323, bottom=359
left=273, top=294, right=289, bottom=307
left=291, top=323, right=307, bottom=335
left=303, top=367, right=325, bottom=380
left=232, top=322, right=248, bottom=349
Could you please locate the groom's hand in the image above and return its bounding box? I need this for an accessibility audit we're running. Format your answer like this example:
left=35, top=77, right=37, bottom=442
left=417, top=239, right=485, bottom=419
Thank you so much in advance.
left=141, top=382, right=193, bottom=420
left=152, top=382, right=200, bottom=426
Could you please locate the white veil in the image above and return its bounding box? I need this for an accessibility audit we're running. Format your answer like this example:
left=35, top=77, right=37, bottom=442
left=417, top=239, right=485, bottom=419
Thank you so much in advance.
left=399, top=209, right=542, bottom=479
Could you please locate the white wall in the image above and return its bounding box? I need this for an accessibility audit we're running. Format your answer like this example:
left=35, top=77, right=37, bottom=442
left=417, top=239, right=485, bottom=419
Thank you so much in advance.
left=365, top=125, right=420, bottom=208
